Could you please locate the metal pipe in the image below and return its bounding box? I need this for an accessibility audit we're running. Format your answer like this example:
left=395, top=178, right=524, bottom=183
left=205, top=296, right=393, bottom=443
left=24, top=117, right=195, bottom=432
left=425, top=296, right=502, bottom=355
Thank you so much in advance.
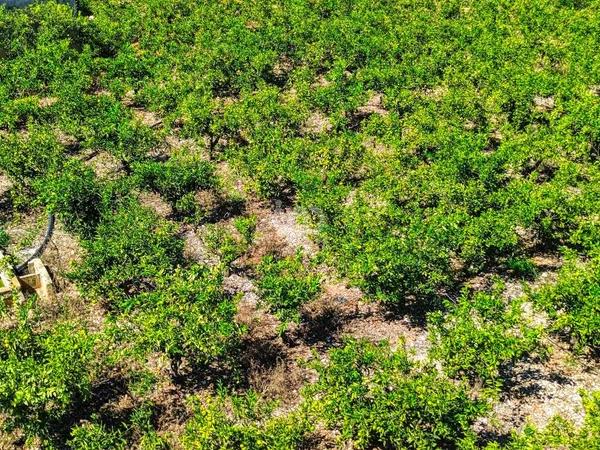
left=1, top=0, right=76, bottom=271
left=15, top=214, right=55, bottom=275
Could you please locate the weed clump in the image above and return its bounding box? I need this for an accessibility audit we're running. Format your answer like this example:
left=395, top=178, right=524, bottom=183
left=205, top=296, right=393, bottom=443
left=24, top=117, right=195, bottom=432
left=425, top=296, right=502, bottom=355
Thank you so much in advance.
left=257, top=252, right=321, bottom=324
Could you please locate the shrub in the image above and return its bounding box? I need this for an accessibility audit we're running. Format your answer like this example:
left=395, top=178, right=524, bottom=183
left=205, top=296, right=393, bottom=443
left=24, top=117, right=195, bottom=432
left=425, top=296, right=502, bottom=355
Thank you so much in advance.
left=133, top=152, right=218, bottom=222
left=2, top=0, right=600, bottom=447
left=322, top=185, right=459, bottom=302
left=233, top=214, right=257, bottom=247
left=68, top=421, right=127, bottom=450
left=533, top=250, right=600, bottom=352
left=138, top=432, right=170, bottom=450
left=0, top=126, right=63, bottom=185
left=60, top=98, right=158, bottom=169
left=120, top=265, right=239, bottom=374
left=71, top=201, right=183, bottom=307
left=256, top=252, right=321, bottom=324
left=305, top=339, right=487, bottom=449
left=129, top=403, right=170, bottom=450
left=200, top=215, right=257, bottom=266
left=133, top=154, right=216, bottom=205
left=183, top=391, right=312, bottom=450
left=67, top=403, right=167, bottom=450
left=428, top=286, right=544, bottom=391
left=505, top=256, right=537, bottom=279
left=34, top=159, right=102, bottom=238
left=0, top=228, right=9, bottom=249
left=202, top=223, right=248, bottom=266
left=0, top=300, right=96, bottom=442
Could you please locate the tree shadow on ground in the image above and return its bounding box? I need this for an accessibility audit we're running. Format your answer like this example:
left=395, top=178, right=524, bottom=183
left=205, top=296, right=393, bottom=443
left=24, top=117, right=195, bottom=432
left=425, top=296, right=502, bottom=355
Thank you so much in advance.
left=476, top=429, right=514, bottom=448
left=40, top=375, right=132, bottom=448
left=380, top=294, right=443, bottom=328
left=290, top=299, right=354, bottom=350
left=499, top=356, right=574, bottom=401
left=172, top=334, right=289, bottom=394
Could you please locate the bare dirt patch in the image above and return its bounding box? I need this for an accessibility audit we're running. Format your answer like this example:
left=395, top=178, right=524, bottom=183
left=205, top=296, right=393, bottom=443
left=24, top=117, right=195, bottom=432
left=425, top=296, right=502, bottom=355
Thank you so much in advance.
left=234, top=295, right=314, bottom=411
left=151, top=381, right=190, bottom=439
left=147, top=142, right=174, bottom=161
left=233, top=202, right=321, bottom=274
left=14, top=219, right=81, bottom=283
left=420, top=86, right=448, bottom=101
left=293, top=284, right=430, bottom=363
left=533, top=95, right=556, bottom=112
left=44, top=222, right=83, bottom=278
left=362, top=136, right=394, bottom=158
left=149, top=135, right=210, bottom=163
left=249, top=357, right=309, bottom=409
left=481, top=344, right=600, bottom=434
left=83, top=150, right=124, bottom=180
left=224, top=273, right=257, bottom=304
left=122, top=89, right=136, bottom=107
left=273, top=55, right=294, bottom=77
left=338, top=301, right=430, bottom=362
left=311, top=74, right=332, bottom=89
left=133, top=108, right=163, bottom=128
left=531, top=253, right=562, bottom=270
left=468, top=252, right=562, bottom=299
left=165, top=134, right=201, bottom=152
left=302, top=111, right=333, bottom=135
left=55, top=130, right=80, bottom=150
left=2, top=213, right=104, bottom=335
left=181, top=226, right=219, bottom=266
left=138, top=191, right=173, bottom=219
left=38, top=96, right=58, bottom=108
left=236, top=230, right=286, bottom=269
left=4, top=209, right=48, bottom=260
left=0, top=422, right=24, bottom=450
left=38, top=222, right=99, bottom=323
left=259, top=207, right=318, bottom=257
left=215, top=161, right=247, bottom=196
left=0, top=173, right=12, bottom=198
left=356, top=93, right=389, bottom=116
left=194, top=190, right=221, bottom=218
